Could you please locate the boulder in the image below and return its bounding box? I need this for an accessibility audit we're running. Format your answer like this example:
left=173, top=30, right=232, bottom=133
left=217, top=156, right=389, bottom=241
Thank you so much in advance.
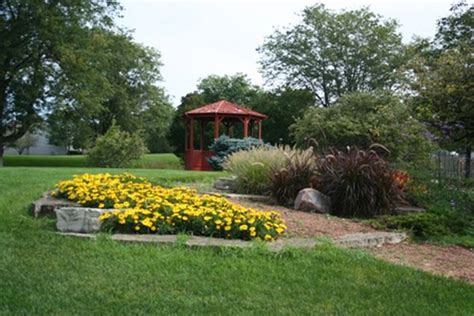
left=55, top=207, right=107, bottom=233
left=31, top=192, right=80, bottom=218
left=294, top=188, right=331, bottom=213
left=213, top=176, right=237, bottom=192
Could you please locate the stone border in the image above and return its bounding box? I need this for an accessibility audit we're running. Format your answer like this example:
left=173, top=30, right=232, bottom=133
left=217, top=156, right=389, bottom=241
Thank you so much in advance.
left=58, top=231, right=407, bottom=251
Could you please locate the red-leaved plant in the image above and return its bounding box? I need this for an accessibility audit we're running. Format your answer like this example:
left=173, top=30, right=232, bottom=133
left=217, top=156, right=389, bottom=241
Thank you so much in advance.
left=314, top=147, right=401, bottom=217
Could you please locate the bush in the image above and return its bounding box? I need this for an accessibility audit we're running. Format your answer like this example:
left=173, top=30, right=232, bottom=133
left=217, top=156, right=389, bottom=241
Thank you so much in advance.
left=291, top=91, right=434, bottom=163
left=86, top=124, right=147, bottom=168
left=315, top=148, right=401, bottom=217
left=269, top=147, right=318, bottom=204
left=207, top=135, right=266, bottom=170
left=54, top=173, right=287, bottom=241
left=224, top=146, right=287, bottom=194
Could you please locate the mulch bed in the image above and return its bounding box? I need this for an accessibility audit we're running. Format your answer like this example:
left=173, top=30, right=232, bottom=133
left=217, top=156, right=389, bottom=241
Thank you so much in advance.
left=230, top=198, right=474, bottom=284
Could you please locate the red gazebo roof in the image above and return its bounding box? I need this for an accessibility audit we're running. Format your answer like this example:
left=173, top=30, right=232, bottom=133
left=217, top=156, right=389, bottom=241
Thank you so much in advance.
left=184, top=100, right=267, bottom=119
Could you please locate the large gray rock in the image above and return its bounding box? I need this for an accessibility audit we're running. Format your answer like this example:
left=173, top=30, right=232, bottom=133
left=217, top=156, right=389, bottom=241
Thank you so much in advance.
left=294, top=188, right=331, bottom=213
left=31, top=191, right=80, bottom=217
left=213, top=176, right=237, bottom=192
left=55, top=207, right=107, bottom=233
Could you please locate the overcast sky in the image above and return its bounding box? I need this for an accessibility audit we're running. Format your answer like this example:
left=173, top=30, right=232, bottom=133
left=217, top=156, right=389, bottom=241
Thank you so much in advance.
left=120, top=0, right=455, bottom=106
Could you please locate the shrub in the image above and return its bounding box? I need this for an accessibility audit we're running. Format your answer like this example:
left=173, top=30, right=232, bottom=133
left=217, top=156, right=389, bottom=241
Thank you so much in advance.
left=269, top=147, right=318, bottom=204
left=224, top=146, right=287, bottom=194
left=54, top=173, right=287, bottom=241
left=86, top=124, right=147, bottom=168
left=291, top=91, right=435, bottom=163
left=207, top=135, right=266, bottom=170
left=315, top=148, right=401, bottom=217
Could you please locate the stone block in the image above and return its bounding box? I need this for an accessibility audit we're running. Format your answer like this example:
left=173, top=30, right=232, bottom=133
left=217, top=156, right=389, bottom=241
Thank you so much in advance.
left=55, top=207, right=106, bottom=233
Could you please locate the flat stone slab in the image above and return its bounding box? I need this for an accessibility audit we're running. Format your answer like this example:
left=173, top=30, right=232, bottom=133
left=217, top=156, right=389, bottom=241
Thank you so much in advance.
left=58, top=231, right=407, bottom=251
left=393, top=206, right=426, bottom=215
left=31, top=192, right=80, bottom=218
left=213, top=193, right=274, bottom=204
left=335, top=232, right=407, bottom=248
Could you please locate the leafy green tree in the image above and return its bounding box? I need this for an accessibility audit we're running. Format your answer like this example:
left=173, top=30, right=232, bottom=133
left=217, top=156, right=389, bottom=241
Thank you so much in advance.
left=409, top=1, right=473, bottom=177
left=10, top=131, right=37, bottom=155
left=0, top=0, right=121, bottom=166
left=252, top=88, right=314, bottom=144
left=47, top=31, right=173, bottom=152
left=258, top=4, right=406, bottom=107
left=291, top=91, right=434, bottom=163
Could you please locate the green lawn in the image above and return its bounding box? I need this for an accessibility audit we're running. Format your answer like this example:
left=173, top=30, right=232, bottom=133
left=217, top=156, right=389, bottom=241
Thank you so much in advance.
left=0, top=167, right=473, bottom=315
left=3, top=153, right=183, bottom=169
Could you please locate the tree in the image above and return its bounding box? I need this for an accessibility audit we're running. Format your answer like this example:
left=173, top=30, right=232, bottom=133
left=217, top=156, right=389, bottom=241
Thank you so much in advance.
left=10, top=131, right=37, bottom=155
left=0, top=0, right=121, bottom=166
left=291, top=91, right=434, bottom=163
left=47, top=30, right=173, bottom=152
left=258, top=4, right=406, bottom=107
left=409, top=1, right=473, bottom=177
left=252, top=88, right=314, bottom=144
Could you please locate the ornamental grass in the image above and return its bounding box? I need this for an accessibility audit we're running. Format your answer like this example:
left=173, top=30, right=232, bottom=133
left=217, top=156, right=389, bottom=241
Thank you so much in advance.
left=53, top=173, right=286, bottom=241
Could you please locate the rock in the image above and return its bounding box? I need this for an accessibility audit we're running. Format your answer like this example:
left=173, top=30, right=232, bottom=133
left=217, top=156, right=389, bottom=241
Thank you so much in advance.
left=294, top=188, right=331, bottom=213
left=213, top=177, right=237, bottom=192
left=393, top=206, right=426, bottom=215
left=335, top=232, right=407, bottom=248
left=31, top=192, right=80, bottom=218
left=55, top=207, right=107, bottom=233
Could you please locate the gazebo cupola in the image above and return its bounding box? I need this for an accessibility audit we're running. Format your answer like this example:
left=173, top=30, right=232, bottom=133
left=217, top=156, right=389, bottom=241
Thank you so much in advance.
left=183, top=100, right=267, bottom=171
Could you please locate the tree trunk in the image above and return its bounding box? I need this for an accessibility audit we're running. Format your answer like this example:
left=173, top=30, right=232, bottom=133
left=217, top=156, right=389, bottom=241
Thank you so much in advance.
left=465, top=145, right=472, bottom=179
left=0, top=146, right=4, bottom=167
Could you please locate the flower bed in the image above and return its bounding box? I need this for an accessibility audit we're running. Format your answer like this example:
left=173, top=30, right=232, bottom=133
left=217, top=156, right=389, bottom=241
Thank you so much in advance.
left=53, top=173, right=286, bottom=240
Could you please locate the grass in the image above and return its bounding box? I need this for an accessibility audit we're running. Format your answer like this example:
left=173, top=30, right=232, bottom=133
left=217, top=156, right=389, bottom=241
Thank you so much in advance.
left=0, top=167, right=473, bottom=314
left=3, top=153, right=183, bottom=169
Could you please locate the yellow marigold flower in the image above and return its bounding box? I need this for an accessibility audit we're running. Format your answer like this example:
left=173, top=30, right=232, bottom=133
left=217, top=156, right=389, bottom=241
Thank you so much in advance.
left=134, top=225, right=140, bottom=231
left=224, top=226, right=231, bottom=231
left=264, top=234, right=272, bottom=241
left=239, top=224, right=248, bottom=231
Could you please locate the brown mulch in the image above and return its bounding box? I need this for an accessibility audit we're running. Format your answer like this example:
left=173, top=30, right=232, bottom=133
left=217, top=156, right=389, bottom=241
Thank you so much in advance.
left=229, top=198, right=376, bottom=238
left=230, top=198, right=474, bottom=284
left=367, top=243, right=474, bottom=284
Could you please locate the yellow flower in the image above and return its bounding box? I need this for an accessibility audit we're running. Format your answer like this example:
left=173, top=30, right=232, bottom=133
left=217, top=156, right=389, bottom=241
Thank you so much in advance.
left=239, top=224, right=248, bottom=231
left=224, top=226, right=231, bottom=231
left=264, top=234, right=272, bottom=241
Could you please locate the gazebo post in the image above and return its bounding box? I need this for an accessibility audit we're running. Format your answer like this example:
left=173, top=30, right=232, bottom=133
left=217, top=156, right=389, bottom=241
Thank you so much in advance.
left=189, top=118, right=194, bottom=150
left=243, top=117, right=250, bottom=138
left=258, top=120, right=262, bottom=139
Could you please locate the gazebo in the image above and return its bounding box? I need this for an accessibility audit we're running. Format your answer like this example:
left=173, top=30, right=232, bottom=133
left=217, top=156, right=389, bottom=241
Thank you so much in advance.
left=183, top=100, right=267, bottom=171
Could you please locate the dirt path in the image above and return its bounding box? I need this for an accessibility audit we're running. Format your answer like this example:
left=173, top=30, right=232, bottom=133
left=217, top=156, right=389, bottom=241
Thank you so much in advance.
left=367, top=243, right=474, bottom=284
left=231, top=198, right=474, bottom=284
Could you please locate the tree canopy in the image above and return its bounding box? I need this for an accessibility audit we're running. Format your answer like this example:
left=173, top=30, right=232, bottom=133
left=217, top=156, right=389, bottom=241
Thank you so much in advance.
left=0, top=0, right=172, bottom=164
left=258, top=4, right=406, bottom=107
left=291, top=91, right=434, bottom=163
left=409, top=1, right=473, bottom=176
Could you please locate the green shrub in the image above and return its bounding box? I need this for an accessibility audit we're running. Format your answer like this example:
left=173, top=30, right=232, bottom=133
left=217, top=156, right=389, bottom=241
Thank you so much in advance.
left=207, top=135, right=266, bottom=171
left=291, top=91, right=435, bottom=163
left=269, top=147, right=318, bottom=204
left=315, top=148, right=401, bottom=217
left=87, top=124, right=147, bottom=168
left=224, top=146, right=287, bottom=194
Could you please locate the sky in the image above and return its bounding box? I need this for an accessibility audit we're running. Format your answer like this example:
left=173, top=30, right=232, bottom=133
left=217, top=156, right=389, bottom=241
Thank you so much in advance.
left=120, top=0, right=455, bottom=106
